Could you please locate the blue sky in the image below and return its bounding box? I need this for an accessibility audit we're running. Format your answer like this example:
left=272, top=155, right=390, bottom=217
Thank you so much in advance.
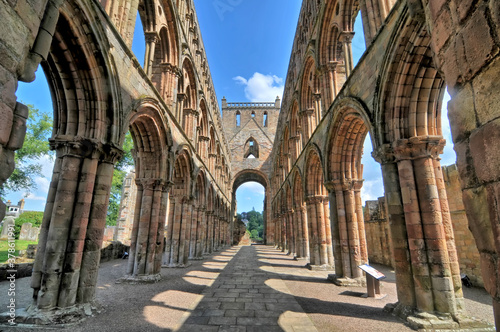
left=10, top=2, right=456, bottom=215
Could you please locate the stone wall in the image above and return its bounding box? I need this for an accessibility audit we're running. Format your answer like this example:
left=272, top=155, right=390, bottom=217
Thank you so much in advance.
left=442, top=164, right=483, bottom=287
left=364, top=164, right=484, bottom=287
left=364, top=197, right=393, bottom=267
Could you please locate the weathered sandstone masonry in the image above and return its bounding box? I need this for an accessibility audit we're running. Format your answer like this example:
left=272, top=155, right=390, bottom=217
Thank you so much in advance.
left=0, top=0, right=499, bottom=329
left=0, top=0, right=233, bottom=322
left=364, top=164, right=483, bottom=288
left=269, top=0, right=500, bottom=329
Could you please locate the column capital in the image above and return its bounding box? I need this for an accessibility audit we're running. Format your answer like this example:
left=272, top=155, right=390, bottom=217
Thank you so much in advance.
left=393, top=136, right=445, bottom=161
left=299, top=108, right=315, bottom=116
left=372, top=144, right=396, bottom=164
left=340, top=31, right=355, bottom=43
left=144, top=31, right=160, bottom=43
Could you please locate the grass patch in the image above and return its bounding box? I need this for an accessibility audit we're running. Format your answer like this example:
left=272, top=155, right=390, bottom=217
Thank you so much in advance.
left=0, top=240, right=38, bottom=264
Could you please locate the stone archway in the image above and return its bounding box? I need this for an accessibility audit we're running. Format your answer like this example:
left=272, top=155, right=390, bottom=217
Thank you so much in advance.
left=231, top=169, right=269, bottom=243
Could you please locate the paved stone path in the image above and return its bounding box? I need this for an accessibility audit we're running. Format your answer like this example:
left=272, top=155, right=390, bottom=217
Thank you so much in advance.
left=180, top=246, right=317, bottom=331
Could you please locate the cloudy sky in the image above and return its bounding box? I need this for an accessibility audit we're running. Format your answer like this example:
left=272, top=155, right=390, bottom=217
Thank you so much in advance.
left=10, top=1, right=456, bottom=215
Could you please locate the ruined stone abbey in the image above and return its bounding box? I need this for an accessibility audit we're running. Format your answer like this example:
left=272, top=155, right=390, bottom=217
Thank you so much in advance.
left=0, top=0, right=499, bottom=329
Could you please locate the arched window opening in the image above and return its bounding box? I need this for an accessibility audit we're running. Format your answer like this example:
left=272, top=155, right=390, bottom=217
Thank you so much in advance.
left=131, top=12, right=146, bottom=68
left=9, top=72, right=55, bottom=212
left=263, top=112, right=268, bottom=127
left=251, top=111, right=255, bottom=118
left=244, top=137, right=259, bottom=158
left=236, top=111, right=241, bottom=126
left=352, top=11, right=366, bottom=67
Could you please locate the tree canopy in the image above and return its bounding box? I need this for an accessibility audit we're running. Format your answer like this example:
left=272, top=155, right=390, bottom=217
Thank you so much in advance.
left=106, top=132, right=134, bottom=226
left=1, top=105, right=53, bottom=198
left=237, top=209, right=264, bottom=241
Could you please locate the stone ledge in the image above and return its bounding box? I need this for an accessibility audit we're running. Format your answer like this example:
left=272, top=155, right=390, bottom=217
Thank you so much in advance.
left=115, top=273, right=161, bottom=284
left=327, top=274, right=366, bottom=287
left=384, top=302, right=495, bottom=331
left=0, top=302, right=103, bottom=326
left=306, top=263, right=334, bottom=271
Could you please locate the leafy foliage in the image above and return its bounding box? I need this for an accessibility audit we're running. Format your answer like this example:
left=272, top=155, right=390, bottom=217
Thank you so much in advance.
left=1, top=105, right=53, bottom=198
left=106, top=132, right=134, bottom=226
left=13, top=211, right=44, bottom=239
left=237, top=208, right=264, bottom=241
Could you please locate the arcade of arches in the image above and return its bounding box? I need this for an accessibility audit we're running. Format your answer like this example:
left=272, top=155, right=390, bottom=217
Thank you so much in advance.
left=0, top=0, right=500, bottom=329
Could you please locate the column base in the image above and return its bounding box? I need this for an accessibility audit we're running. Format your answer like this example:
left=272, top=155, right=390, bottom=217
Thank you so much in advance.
left=327, top=274, right=366, bottom=287
left=161, top=262, right=192, bottom=268
left=116, top=273, right=161, bottom=284
left=189, top=256, right=205, bottom=261
left=384, top=302, right=495, bottom=331
left=0, top=302, right=103, bottom=326
left=306, top=263, right=334, bottom=271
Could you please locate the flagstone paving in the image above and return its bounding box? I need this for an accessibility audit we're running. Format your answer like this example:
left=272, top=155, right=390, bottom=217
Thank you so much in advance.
left=179, top=246, right=317, bottom=332
left=0, top=245, right=495, bottom=331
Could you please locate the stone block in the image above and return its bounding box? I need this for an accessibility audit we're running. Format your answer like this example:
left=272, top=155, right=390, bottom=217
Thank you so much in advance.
left=0, top=216, right=15, bottom=240
left=453, top=140, right=478, bottom=189
left=0, top=102, right=14, bottom=146
left=6, top=102, right=28, bottom=150
left=459, top=6, right=495, bottom=81
left=469, top=119, right=500, bottom=183
left=473, top=57, right=500, bottom=125
left=428, top=0, right=448, bottom=20
left=19, top=222, right=32, bottom=240
left=462, top=186, right=495, bottom=252
left=431, top=8, right=453, bottom=53
left=446, top=84, right=476, bottom=143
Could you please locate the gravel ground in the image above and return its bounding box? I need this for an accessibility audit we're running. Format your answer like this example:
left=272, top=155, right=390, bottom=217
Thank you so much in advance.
left=0, top=245, right=495, bottom=331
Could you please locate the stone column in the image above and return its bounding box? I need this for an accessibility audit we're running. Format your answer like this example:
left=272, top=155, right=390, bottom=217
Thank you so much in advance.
left=30, top=139, right=122, bottom=310
left=300, top=108, right=315, bottom=144
left=176, top=93, right=185, bottom=121
left=159, top=63, right=179, bottom=106
left=286, top=210, right=295, bottom=256
left=305, top=196, right=320, bottom=265
left=300, top=206, right=310, bottom=259
left=313, top=92, right=322, bottom=121
left=188, top=201, right=197, bottom=259
left=394, top=137, right=463, bottom=315
left=292, top=208, right=303, bottom=258
left=195, top=206, right=206, bottom=259
left=359, top=0, right=389, bottom=47
left=373, top=145, right=415, bottom=307
left=77, top=157, right=117, bottom=301
left=326, top=62, right=339, bottom=105
left=144, top=32, right=159, bottom=77
left=340, top=32, right=355, bottom=78
left=353, top=180, right=369, bottom=263
left=124, top=178, right=170, bottom=281
left=163, top=196, right=191, bottom=267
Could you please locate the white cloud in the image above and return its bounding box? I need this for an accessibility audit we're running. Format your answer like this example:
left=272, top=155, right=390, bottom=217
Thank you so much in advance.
left=23, top=192, right=47, bottom=201
left=360, top=178, right=384, bottom=203
left=237, top=181, right=265, bottom=195
left=35, top=177, right=50, bottom=195
left=233, top=72, right=284, bottom=102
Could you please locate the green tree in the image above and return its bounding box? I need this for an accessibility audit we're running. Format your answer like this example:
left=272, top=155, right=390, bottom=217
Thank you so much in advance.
left=250, top=229, right=259, bottom=240
left=13, top=211, right=44, bottom=239
left=1, top=105, right=53, bottom=198
left=241, top=209, right=264, bottom=240
left=106, top=132, right=134, bottom=226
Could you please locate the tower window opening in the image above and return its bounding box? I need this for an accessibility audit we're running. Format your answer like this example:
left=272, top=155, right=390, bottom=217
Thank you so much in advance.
left=251, top=111, right=255, bottom=118
left=263, top=112, right=268, bottom=127
left=236, top=111, right=241, bottom=126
